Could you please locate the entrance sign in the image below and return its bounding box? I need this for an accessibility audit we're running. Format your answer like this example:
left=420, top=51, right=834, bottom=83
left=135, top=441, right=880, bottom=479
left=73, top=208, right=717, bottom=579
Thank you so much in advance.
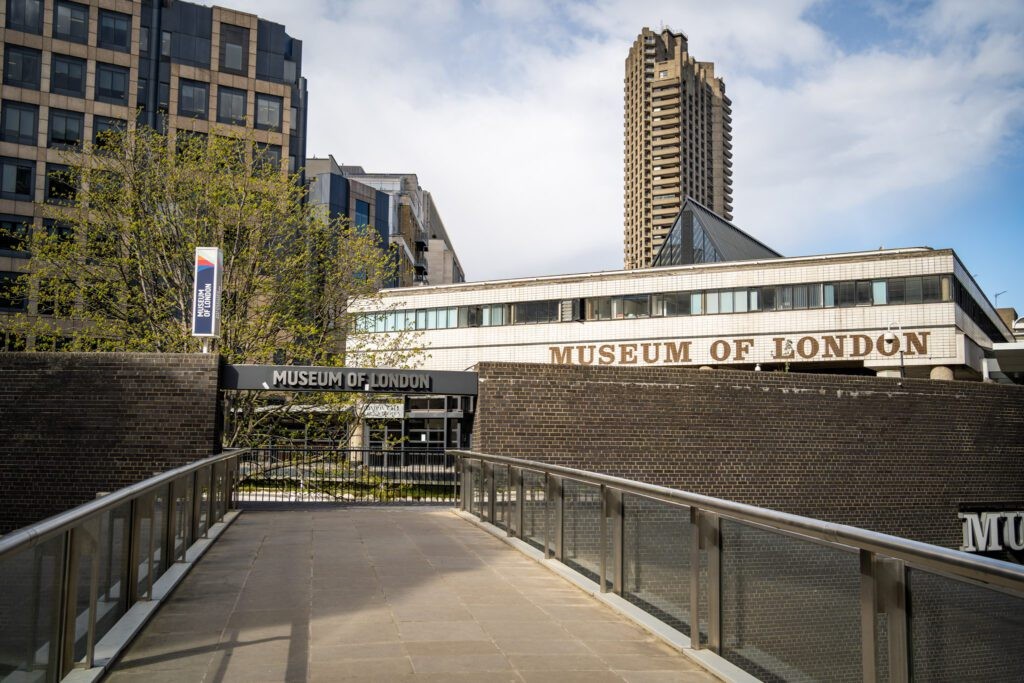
left=221, top=364, right=478, bottom=395
left=364, top=403, right=405, bottom=419
left=191, top=247, right=222, bottom=337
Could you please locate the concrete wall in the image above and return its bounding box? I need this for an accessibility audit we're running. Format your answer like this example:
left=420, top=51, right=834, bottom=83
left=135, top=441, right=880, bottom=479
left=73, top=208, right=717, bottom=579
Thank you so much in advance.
left=0, top=353, right=220, bottom=533
left=472, top=362, right=1024, bottom=548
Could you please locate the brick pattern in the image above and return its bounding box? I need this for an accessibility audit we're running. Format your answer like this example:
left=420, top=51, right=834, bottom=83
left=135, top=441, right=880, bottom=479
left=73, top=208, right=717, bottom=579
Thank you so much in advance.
left=473, top=362, right=1024, bottom=548
left=0, top=352, right=220, bottom=533
left=472, top=362, right=1024, bottom=681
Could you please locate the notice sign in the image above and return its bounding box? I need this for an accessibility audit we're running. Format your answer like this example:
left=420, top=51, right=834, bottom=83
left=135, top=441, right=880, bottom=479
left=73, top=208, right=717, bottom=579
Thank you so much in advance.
left=191, top=247, right=222, bottom=337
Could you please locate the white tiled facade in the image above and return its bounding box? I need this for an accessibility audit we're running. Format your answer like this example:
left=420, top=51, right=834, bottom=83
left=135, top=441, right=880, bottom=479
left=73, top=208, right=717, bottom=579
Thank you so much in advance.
left=351, top=248, right=1011, bottom=380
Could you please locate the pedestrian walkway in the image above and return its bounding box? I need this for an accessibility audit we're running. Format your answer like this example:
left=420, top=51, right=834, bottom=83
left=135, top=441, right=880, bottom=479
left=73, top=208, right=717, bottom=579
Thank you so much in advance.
left=104, top=506, right=718, bottom=682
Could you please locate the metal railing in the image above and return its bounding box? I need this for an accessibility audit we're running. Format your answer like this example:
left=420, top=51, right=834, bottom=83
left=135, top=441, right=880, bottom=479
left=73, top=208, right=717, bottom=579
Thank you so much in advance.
left=454, top=450, right=1024, bottom=683
left=239, top=447, right=456, bottom=503
left=0, top=449, right=243, bottom=683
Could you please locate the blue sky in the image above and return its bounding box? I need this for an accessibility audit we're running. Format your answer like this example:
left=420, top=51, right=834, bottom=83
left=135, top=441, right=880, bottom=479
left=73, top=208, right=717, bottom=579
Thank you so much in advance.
left=242, top=0, right=1023, bottom=312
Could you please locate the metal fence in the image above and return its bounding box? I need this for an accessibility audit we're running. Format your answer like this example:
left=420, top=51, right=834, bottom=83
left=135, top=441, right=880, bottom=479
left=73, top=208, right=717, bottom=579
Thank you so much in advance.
left=0, top=449, right=243, bottom=683
left=238, top=447, right=456, bottom=504
left=454, top=450, right=1024, bottom=683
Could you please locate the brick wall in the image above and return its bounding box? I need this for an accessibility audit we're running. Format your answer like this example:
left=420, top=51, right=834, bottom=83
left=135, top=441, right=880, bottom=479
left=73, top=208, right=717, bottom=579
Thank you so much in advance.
left=473, top=362, right=1024, bottom=547
left=471, top=362, right=1024, bottom=682
left=0, top=353, right=220, bottom=533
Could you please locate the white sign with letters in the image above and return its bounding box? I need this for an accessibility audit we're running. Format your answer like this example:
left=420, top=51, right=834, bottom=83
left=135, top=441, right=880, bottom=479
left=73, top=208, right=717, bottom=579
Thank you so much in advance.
left=959, top=512, right=1024, bottom=552
left=363, top=403, right=404, bottom=420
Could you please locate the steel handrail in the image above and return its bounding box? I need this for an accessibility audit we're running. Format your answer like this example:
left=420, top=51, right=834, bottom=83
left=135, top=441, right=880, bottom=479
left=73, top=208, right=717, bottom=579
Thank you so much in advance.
left=451, top=449, right=1024, bottom=594
left=0, top=448, right=249, bottom=561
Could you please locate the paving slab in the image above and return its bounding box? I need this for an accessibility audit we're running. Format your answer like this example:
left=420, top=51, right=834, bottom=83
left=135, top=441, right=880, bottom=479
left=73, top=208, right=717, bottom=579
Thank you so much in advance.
left=104, top=506, right=719, bottom=682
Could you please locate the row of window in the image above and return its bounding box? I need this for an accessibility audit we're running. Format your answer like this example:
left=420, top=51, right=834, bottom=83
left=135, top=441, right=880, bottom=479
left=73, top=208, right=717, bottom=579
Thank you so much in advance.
left=4, top=45, right=130, bottom=103
left=355, top=275, right=955, bottom=333
left=7, top=0, right=131, bottom=51
left=2, top=102, right=125, bottom=149
left=3, top=44, right=287, bottom=132
left=0, top=159, right=75, bottom=203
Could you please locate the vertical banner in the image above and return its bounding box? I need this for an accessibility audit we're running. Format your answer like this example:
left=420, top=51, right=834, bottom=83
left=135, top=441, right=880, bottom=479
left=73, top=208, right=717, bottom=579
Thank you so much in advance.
left=191, top=247, right=222, bottom=337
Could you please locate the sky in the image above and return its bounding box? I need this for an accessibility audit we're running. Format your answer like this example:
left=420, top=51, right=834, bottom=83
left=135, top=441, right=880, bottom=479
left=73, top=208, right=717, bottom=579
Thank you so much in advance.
left=241, top=0, right=1024, bottom=312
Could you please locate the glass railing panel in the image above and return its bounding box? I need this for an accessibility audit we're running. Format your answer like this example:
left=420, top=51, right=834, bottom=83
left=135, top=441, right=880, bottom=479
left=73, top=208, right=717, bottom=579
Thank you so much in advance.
left=521, top=470, right=547, bottom=552
left=0, top=534, right=64, bottom=680
left=493, top=465, right=509, bottom=531
left=720, top=519, right=862, bottom=683
left=623, top=494, right=693, bottom=636
left=94, top=503, right=130, bottom=642
left=908, top=567, right=1024, bottom=682
left=196, top=469, right=210, bottom=536
left=470, top=462, right=484, bottom=518
left=134, top=495, right=154, bottom=600
left=563, top=480, right=602, bottom=582
left=172, top=478, right=190, bottom=560
left=151, top=492, right=167, bottom=582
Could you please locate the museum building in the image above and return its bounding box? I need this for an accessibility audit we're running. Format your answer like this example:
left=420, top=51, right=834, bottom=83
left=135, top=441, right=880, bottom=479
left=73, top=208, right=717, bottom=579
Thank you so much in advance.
left=351, top=198, right=1016, bottom=383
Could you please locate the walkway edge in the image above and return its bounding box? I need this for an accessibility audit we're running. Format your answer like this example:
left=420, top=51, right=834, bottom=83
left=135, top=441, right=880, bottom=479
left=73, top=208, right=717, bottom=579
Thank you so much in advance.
left=63, top=510, right=243, bottom=683
left=452, top=508, right=760, bottom=683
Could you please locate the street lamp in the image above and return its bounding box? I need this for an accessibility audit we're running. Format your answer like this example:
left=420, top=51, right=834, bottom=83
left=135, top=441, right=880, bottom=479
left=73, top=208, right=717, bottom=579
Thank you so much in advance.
left=885, top=323, right=904, bottom=379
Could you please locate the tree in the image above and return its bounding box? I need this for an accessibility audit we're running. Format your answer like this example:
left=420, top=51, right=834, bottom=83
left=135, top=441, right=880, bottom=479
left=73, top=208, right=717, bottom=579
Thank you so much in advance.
left=2, top=125, right=420, bottom=446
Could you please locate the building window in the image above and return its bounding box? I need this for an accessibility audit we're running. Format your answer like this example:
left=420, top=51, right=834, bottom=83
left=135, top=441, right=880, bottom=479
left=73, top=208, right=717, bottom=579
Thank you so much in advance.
left=254, top=143, right=281, bottom=171
left=50, top=54, right=86, bottom=97
left=354, top=199, right=370, bottom=227
left=1, top=101, right=37, bottom=145
left=0, top=157, right=34, bottom=200
left=48, top=109, right=84, bottom=148
left=98, top=10, right=131, bottom=52
left=3, top=44, right=41, bottom=89
left=44, top=218, right=73, bottom=243
left=0, top=215, right=30, bottom=253
left=161, top=30, right=171, bottom=57
left=54, top=0, right=89, bottom=44
left=95, top=63, right=129, bottom=104
left=93, top=116, right=125, bottom=148
left=255, top=93, right=282, bottom=131
left=178, top=80, right=208, bottom=118
left=219, top=24, right=248, bottom=75
left=217, top=87, right=247, bottom=125
left=0, top=271, right=26, bottom=310
left=45, top=163, right=75, bottom=204
left=6, top=0, right=42, bottom=34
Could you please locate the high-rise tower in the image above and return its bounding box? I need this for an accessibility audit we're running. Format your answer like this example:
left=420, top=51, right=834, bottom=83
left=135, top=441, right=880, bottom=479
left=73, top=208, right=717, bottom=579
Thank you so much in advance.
left=623, top=27, right=732, bottom=269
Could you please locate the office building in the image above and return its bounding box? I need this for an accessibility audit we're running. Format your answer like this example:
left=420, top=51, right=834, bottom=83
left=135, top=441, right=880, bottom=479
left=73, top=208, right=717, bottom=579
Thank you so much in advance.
left=307, top=155, right=464, bottom=288
left=0, top=0, right=307, bottom=347
left=624, top=27, right=732, bottom=269
left=352, top=204, right=1016, bottom=383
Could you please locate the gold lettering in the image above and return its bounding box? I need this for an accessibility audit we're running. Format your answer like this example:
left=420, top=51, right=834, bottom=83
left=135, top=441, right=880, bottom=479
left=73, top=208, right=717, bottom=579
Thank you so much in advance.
left=577, top=345, right=595, bottom=365
left=664, top=341, right=691, bottom=363
left=822, top=335, right=846, bottom=358
left=904, top=331, right=930, bottom=355
left=797, top=336, right=819, bottom=359
left=877, top=334, right=899, bottom=357
left=598, top=344, right=615, bottom=365
left=733, top=338, right=754, bottom=361
left=642, top=342, right=661, bottom=364
left=710, top=340, right=730, bottom=361
left=550, top=346, right=573, bottom=364
left=773, top=337, right=794, bottom=359
left=620, top=343, right=638, bottom=364
left=851, top=334, right=873, bottom=357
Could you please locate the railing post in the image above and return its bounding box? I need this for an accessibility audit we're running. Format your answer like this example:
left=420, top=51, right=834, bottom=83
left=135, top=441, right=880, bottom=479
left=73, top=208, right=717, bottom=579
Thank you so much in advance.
left=543, top=473, right=551, bottom=558
left=860, top=549, right=878, bottom=683
left=600, top=485, right=608, bottom=593
left=516, top=468, right=525, bottom=538
left=505, top=465, right=514, bottom=537
left=704, top=512, right=721, bottom=653
left=164, top=481, right=177, bottom=566
left=690, top=507, right=702, bottom=649
left=487, top=462, right=497, bottom=524
left=879, top=557, right=909, bottom=683
left=553, top=476, right=564, bottom=561
left=611, top=489, right=623, bottom=595
left=56, top=529, right=75, bottom=678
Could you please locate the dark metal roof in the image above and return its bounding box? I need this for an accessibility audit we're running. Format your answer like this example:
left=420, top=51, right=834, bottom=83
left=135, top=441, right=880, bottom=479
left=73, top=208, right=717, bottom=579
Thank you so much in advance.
left=686, top=197, right=782, bottom=261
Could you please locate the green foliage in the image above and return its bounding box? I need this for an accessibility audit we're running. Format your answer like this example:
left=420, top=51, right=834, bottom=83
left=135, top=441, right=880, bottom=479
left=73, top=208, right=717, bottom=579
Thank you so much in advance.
left=2, top=125, right=422, bottom=445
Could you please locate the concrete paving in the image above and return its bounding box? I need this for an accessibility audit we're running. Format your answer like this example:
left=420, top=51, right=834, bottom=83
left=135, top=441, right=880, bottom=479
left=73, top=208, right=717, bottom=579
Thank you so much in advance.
left=104, top=506, right=718, bottom=682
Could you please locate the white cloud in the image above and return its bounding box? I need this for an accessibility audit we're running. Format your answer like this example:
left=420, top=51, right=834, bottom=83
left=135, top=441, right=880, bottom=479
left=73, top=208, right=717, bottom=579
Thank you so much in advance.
left=240, top=0, right=1024, bottom=278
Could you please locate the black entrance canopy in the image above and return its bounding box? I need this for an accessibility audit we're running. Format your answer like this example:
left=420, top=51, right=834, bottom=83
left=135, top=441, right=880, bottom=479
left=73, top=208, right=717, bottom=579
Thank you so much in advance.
left=221, top=364, right=478, bottom=395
